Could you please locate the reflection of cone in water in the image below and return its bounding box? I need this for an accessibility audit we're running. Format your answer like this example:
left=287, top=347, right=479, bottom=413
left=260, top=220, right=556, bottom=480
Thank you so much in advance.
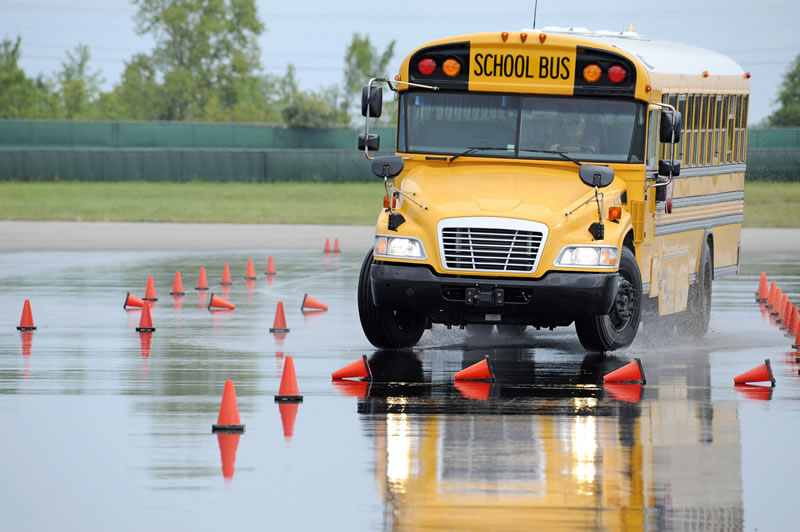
left=301, top=293, right=328, bottom=311
left=17, top=299, right=36, bottom=330
left=734, top=359, right=776, bottom=386
left=269, top=301, right=290, bottom=333
left=217, top=433, right=241, bottom=480
left=331, top=379, right=370, bottom=398
left=136, top=301, right=155, bottom=332
left=212, top=380, right=245, bottom=432
left=454, top=355, right=494, bottom=381
left=123, top=292, right=144, bottom=310
left=734, top=383, right=773, bottom=401
left=144, top=275, right=158, bottom=301
left=454, top=380, right=491, bottom=400
left=604, top=382, right=643, bottom=403
left=20, top=330, right=33, bottom=357
left=265, top=255, right=276, bottom=276
left=170, top=271, right=185, bottom=295
left=278, top=403, right=300, bottom=439
left=208, top=293, right=235, bottom=310
left=139, top=331, right=152, bottom=358
left=766, top=282, right=777, bottom=309
left=323, top=238, right=331, bottom=253
left=244, top=258, right=257, bottom=280
left=756, top=272, right=768, bottom=302
left=275, top=356, right=303, bottom=402
left=333, top=238, right=341, bottom=254
left=331, top=355, right=372, bottom=380
left=603, top=358, right=646, bottom=384
left=220, top=263, right=232, bottom=285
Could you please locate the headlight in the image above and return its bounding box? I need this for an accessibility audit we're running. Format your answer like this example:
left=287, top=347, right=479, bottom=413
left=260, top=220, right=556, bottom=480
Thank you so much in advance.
left=556, top=246, right=618, bottom=267
left=374, top=236, right=426, bottom=259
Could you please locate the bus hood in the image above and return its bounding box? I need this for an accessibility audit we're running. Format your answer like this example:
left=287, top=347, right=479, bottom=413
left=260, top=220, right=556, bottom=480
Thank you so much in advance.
left=398, top=163, right=610, bottom=224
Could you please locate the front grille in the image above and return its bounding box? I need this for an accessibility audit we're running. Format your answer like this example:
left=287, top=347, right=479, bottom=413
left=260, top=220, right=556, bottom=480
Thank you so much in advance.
left=440, top=226, right=544, bottom=272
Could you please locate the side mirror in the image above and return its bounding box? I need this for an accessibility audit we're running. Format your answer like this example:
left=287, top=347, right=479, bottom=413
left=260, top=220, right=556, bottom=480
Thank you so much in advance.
left=371, top=156, right=404, bottom=179
left=658, top=159, right=681, bottom=177
left=358, top=133, right=380, bottom=152
left=659, top=110, right=682, bottom=143
left=578, top=164, right=615, bottom=188
left=361, top=85, right=383, bottom=118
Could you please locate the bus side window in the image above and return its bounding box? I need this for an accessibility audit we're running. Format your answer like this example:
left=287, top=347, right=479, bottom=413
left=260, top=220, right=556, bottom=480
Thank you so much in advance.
left=646, top=109, right=660, bottom=169
left=727, top=95, right=737, bottom=162
left=739, top=95, right=749, bottom=161
left=677, top=93, right=687, bottom=163
left=714, top=94, right=723, bottom=163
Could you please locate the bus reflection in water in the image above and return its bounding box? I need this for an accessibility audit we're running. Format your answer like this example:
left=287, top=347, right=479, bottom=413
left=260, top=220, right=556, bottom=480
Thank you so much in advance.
left=355, top=349, right=743, bottom=529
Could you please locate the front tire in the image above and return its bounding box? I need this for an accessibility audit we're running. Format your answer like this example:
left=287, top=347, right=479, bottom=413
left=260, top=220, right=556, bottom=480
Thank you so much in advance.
left=575, top=246, right=642, bottom=352
left=358, top=249, right=426, bottom=349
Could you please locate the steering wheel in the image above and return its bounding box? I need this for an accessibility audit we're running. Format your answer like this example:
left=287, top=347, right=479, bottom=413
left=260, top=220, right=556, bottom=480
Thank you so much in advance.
left=553, top=143, right=597, bottom=153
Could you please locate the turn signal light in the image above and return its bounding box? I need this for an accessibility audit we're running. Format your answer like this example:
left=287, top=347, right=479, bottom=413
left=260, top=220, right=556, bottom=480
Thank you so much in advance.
left=608, top=65, right=627, bottom=83
left=583, top=64, right=602, bottom=83
left=417, top=58, right=436, bottom=75
left=443, top=58, right=461, bottom=77
left=608, top=206, right=622, bottom=220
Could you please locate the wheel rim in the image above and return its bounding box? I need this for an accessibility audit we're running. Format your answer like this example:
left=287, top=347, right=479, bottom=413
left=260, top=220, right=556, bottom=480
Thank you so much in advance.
left=609, top=279, right=637, bottom=331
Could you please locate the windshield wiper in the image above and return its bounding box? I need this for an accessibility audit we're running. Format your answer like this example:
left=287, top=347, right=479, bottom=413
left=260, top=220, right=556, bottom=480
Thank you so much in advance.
left=518, top=149, right=582, bottom=167
left=449, top=146, right=509, bottom=163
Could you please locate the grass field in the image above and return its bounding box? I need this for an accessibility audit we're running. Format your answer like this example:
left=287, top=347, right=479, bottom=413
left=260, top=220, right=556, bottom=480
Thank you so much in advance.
left=0, top=181, right=798, bottom=227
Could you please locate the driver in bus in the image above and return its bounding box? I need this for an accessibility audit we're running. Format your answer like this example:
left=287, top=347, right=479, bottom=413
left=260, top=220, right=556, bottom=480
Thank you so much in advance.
left=549, top=114, right=603, bottom=153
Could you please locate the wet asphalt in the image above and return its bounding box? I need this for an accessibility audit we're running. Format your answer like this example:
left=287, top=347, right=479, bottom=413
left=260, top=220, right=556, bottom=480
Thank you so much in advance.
left=1, top=247, right=799, bottom=531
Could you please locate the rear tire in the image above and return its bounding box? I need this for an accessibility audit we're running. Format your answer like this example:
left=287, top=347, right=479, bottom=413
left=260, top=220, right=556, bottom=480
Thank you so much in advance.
left=678, top=239, right=712, bottom=337
left=575, top=246, right=642, bottom=352
left=358, top=249, right=426, bottom=349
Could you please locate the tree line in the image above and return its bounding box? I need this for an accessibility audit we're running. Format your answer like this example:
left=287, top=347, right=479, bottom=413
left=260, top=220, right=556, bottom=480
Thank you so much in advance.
left=0, top=0, right=395, bottom=128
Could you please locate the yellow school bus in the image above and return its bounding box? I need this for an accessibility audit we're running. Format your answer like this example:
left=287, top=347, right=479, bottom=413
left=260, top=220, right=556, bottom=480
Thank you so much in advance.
left=357, top=28, right=749, bottom=352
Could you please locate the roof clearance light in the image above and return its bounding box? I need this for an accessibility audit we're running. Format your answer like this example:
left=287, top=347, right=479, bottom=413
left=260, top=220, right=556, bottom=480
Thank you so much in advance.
left=443, top=58, right=461, bottom=77
left=417, top=58, right=436, bottom=76
left=501, top=32, right=509, bottom=42
left=745, top=72, right=752, bottom=79
left=702, top=70, right=710, bottom=78
left=520, top=33, right=528, bottom=43
left=608, top=65, right=627, bottom=83
left=583, top=64, right=602, bottom=83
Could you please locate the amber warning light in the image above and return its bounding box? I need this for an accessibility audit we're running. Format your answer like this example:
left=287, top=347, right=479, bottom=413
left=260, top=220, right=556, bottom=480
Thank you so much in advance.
left=608, top=207, right=622, bottom=220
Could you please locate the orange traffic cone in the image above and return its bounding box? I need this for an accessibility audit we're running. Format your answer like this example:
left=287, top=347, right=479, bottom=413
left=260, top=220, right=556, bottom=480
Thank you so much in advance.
left=454, top=355, right=494, bottom=381
left=779, top=299, right=792, bottom=328
left=734, top=384, right=773, bottom=401
left=265, top=255, right=276, bottom=276
left=770, top=289, right=783, bottom=316
left=734, top=359, right=776, bottom=386
left=603, top=358, right=646, bottom=384
left=278, top=403, right=300, bottom=439
left=604, top=382, right=643, bottom=403
left=766, top=282, right=777, bottom=309
left=212, top=380, right=245, bottom=432
left=244, top=258, right=257, bottom=280
left=792, top=324, right=800, bottom=349
left=323, top=238, right=331, bottom=253
left=333, top=238, right=342, bottom=254
left=144, top=275, right=157, bottom=301
left=788, top=306, right=799, bottom=337
left=275, top=356, right=303, bottom=402
left=301, top=293, right=328, bottom=312
left=208, top=294, right=235, bottom=311
left=170, top=271, right=185, bottom=296
left=331, top=355, right=372, bottom=380
left=136, top=301, right=155, bottom=332
left=196, top=266, right=209, bottom=290
left=756, top=272, right=768, bottom=302
left=269, top=301, right=290, bottom=333
left=331, top=380, right=370, bottom=398
left=454, top=380, right=491, bottom=400
left=220, top=263, right=232, bottom=285
left=217, top=433, right=241, bottom=480
left=124, top=292, right=144, bottom=310
left=17, top=300, right=36, bottom=330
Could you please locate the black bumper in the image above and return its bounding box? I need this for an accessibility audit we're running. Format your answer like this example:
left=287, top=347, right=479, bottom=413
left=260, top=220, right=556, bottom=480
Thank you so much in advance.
left=371, top=261, right=621, bottom=326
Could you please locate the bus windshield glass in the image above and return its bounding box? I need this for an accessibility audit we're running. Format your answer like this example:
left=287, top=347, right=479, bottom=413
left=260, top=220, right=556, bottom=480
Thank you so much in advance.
left=399, top=91, right=646, bottom=163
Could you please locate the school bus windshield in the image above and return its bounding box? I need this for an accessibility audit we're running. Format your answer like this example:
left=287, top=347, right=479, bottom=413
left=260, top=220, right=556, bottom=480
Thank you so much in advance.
left=398, top=91, right=646, bottom=163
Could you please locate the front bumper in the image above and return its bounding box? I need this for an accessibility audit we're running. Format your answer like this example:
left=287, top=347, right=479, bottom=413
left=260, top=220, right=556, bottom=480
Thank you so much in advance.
left=371, top=261, right=621, bottom=327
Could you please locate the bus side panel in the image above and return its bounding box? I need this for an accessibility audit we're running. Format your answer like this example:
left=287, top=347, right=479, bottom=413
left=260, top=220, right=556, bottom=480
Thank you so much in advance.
left=711, top=224, right=743, bottom=271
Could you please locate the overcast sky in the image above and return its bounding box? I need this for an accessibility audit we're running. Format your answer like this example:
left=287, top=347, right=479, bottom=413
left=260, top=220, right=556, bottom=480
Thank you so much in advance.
left=2, top=0, right=798, bottom=124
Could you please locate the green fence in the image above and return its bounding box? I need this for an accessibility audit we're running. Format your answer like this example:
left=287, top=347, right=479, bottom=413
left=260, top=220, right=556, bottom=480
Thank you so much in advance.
left=0, top=120, right=797, bottom=182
